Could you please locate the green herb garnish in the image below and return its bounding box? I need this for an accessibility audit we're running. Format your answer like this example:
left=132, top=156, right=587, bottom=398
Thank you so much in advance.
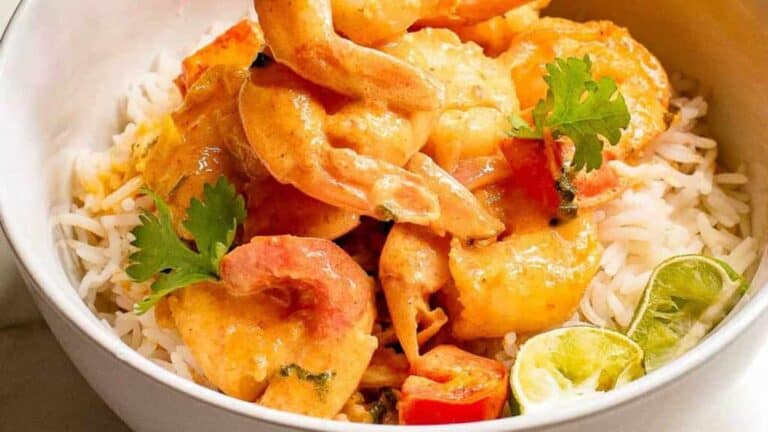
left=127, top=176, right=246, bottom=314
left=368, top=388, right=398, bottom=424
left=509, top=56, right=631, bottom=172
left=555, top=168, right=578, bottom=220
left=279, top=363, right=336, bottom=394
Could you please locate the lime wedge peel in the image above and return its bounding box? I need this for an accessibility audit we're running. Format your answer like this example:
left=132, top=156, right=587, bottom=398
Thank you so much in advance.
left=509, top=255, right=749, bottom=415
left=510, top=326, right=645, bottom=415
left=626, top=255, right=748, bottom=371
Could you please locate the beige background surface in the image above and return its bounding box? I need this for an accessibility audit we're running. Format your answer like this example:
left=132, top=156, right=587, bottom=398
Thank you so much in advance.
left=0, top=0, right=767, bottom=431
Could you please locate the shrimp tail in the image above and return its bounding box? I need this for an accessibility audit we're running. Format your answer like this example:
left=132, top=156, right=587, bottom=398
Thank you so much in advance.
left=407, top=153, right=504, bottom=240
left=239, top=65, right=442, bottom=225
left=380, top=224, right=451, bottom=362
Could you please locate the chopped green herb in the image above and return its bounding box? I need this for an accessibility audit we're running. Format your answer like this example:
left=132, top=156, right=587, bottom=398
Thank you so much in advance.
left=128, top=176, right=245, bottom=314
left=279, top=363, right=336, bottom=395
left=509, top=56, right=631, bottom=172
left=555, top=168, right=578, bottom=220
left=368, top=388, right=398, bottom=424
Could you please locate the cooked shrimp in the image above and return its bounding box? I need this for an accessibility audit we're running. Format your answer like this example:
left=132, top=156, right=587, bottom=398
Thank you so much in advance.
left=253, top=0, right=444, bottom=112
left=331, top=0, right=534, bottom=46
left=170, top=236, right=377, bottom=417
left=244, top=177, right=361, bottom=240
left=325, top=102, right=437, bottom=167
left=379, top=224, right=450, bottom=362
left=451, top=155, right=513, bottom=190
left=143, top=117, right=247, bottom=239
left=446, top=0, right=550, bottom=56
left=360, top=348, right=410, bottom=389
left=425, top=107, right=514, bottom=173
left=147, top=65, right=359, bottom=240
left=474, top=182, right=554, bottom=235
left=171, top=65, right=269, bottom=181
left=144, top=66, right=260, bottom=237
left=381, top=29, right=519, bottom=172
left=239, top=62, right=441, bottom=225
left=174, top=19, right=264, bottom=95
left=417, top=0, right=538, bottom=27
left=406, top=153, right=504, bottom=240
left=444, top=213, right=602, bottom=339
left=330, top=0, right=425, bottom=47
left=501, top=18, right=671, bottom=160
left=221, top=236, right=374, bottom=336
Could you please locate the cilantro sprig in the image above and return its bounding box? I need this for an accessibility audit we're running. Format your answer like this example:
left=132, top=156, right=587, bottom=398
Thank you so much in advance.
left=127, top=176, right=245, bottom=314
left=509, top=56, right=631, bottom=172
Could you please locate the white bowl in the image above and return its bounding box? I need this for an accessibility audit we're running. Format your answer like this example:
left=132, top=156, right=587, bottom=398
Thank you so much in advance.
left=2, top=1, right=768, bottom=431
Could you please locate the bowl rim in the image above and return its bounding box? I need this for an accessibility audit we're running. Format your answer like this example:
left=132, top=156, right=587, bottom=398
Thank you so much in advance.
left=2, top=0, right=768, bottom=430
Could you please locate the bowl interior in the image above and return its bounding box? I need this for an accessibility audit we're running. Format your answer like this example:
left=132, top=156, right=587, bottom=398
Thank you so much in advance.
left=1, top=0, right=768, bottom=430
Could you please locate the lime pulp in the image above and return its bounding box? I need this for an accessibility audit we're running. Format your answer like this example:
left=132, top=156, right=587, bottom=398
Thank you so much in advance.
left=510, top=326, right=644, bottom=414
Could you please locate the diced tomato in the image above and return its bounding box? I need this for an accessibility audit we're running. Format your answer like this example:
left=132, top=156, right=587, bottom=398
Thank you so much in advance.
left=399, top=345, right=508, bottom=425
left=500, top=138, right=561, bottom=216
left=175, top=20, right=263, bottom=95
left=574, top=156, right=620, bottom=198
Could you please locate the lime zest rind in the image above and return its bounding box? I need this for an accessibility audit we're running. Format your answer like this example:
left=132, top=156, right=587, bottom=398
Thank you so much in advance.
left=625, top=254, right=749, bottom=371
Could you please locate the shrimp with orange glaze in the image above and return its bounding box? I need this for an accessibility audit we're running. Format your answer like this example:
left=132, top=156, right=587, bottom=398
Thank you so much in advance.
left=253, top=0, right=444, bottom=112
left=331, top=0, right=539, bottom=46
left=379, top=224, right=451, bottom=363
left=501, top=18, right=671, bottom=161
left=406, top=153, right=503, bottom=240
left=444, top=213, right=602, bottom=340
left=379, top=155, right=505, bottom=362
left=243, top=177, right=361, bottom=240
left=169, top=236, right=377, bottom=418
left=253, top=0, right=542, bottom=110
left=239, top=61, right=441, bottom=225
left=446, top=0, right=551, bottom=56
left=174, top=19, right=264, bottom=95
left=381, top=28, right=520, bottom=173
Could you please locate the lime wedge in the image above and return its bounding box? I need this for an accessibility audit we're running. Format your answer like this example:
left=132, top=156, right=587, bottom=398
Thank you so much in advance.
left=626, top=255, right=748, bottom=371
left=510, top=326, right=644, bottom=414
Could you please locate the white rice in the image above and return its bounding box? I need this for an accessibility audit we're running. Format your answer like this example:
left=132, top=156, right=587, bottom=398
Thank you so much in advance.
left=58, top=48, right=193, bottom=381
left=58, top=31, right=759, bottom=384
left=582, top=97, right=759, bottom=330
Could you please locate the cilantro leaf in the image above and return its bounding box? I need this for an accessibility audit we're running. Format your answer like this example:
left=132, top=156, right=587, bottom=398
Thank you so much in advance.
left=182, top=177, right=246, bottom=270
left=127, top=176, right=245, bottom=315
left=507, top=113, right=540, bottom=139
left=125, top=190, right=215, bottom=281
left=133, top=269, right=214, bottom=315
left=508, top=56, right=631, bottom=172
